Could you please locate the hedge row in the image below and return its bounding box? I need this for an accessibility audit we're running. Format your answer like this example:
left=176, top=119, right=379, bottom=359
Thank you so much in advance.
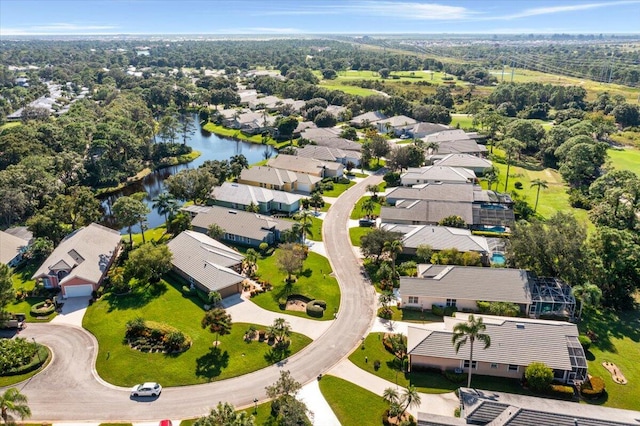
left=432, top=304, right=457, bottom=317
left=30, top=300, right=56, bottom=317
left=306, top=300, right=326, bottom=317
left=2, top=346, right=48, bottom=377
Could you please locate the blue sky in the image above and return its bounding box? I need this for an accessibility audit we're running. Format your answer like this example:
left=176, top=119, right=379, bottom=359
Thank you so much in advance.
left=1, top=0, right=639, bottom=36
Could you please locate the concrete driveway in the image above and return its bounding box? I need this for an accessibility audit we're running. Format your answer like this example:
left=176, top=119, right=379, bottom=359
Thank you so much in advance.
left=51, top=296, right=91, bottom=328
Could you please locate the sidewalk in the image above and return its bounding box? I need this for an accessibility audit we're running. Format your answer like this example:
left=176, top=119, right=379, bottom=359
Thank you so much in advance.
left=222, top=294, right=333, bottom=340
left=328, top=359, right=459, bottom=418
left=297, top=379, right=341, bottom=426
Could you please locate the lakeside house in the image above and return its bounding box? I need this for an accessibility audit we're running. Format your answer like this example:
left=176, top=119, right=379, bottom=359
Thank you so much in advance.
left=185, top=205, right=295, bottom=247
left=210, top=182, right=303, bottom=215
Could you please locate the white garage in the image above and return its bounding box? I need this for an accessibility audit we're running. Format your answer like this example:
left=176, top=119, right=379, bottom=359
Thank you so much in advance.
left=63, top=284, right=94, bottom=298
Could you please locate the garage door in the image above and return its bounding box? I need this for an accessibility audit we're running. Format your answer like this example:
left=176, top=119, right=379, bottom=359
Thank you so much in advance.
left=64, top=284, right=94, bottom=298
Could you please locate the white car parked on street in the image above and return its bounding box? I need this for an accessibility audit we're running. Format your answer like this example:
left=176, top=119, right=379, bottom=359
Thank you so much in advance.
left=131, top=382, right=162, bottom=397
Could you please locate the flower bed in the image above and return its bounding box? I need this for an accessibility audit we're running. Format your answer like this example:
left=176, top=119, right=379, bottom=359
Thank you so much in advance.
left=125, top=318, right=191, bottom=353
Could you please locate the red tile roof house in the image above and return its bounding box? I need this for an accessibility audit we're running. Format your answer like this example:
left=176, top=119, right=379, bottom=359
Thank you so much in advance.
left=32, top=223, right=121, bottom=298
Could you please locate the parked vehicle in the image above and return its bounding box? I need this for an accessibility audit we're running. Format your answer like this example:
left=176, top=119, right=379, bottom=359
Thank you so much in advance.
left=131, top=382, right=162, bottom=397
left=0, top=313, right=26, bottom=329
left=159, top=420, right=173, bottom=426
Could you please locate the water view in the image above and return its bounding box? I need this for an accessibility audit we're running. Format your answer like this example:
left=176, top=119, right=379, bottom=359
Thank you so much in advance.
left=102, top=115, right=276, bottom=233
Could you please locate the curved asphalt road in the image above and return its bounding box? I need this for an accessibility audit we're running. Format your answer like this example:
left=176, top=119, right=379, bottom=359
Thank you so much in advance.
left=4, top=173, right=384, bottom=422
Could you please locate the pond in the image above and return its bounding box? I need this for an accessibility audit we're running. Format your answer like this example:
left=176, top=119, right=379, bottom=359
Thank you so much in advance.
left=102, top=114, right=276, bottom=233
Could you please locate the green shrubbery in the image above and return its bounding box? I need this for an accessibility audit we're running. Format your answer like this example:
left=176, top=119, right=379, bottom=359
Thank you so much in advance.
left=578, top=335, right=592, bottom=350
left=30, top=299, right=56, bottom=316
left=125, top=317, right=191, bottom=353
left=0, top=338, right=47, bottom=376
left=431, top=304, right=457, bottom=317
left=444, top=369, right=466, bottom=383
left=525, top=362, right=554, bottom=392
left=306, top=300, right=326, bottom=317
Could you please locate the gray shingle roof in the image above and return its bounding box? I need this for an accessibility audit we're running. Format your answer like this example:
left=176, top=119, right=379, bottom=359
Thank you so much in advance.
left=167, top=231, right=245, bottom=293
left=411, top=122, right=451, bottom=136
left=425, top=129, right=470, bottom=143
left=240, top=166, right=297, bottom=186
left=191, top=205, right=294, bottom=240
left=433, top=153, right=493, bottom=170
left=386, top=183, right=477, bottom=203
left=400, top=265, right=531, bottom=304
left=268, top=154, right=342, bottom=175
left=211, top=182, right=303, bottom=206
left=350, top=111, right=388, bottom=125
left=32, top=223, right=121, bottom=285
left=459, top=388, right=640, bottom=426
left=0, top=230, right=29, bottom=265
left=295, top=145, right=362, bottom=162
left=377, top=115, right=418, bottom=127
left=310, top=137, right=362, bottom=152
left=381, top=200, right=474, bottom=225
left=300, top=127, right=340, bottom=141
left=401, top=166, right=477, bottom=184
left=408, top=313, right=579, bottom=370
left=382, top=224, right=489, bottom=253
left=428, top=139, right=485, bottom=155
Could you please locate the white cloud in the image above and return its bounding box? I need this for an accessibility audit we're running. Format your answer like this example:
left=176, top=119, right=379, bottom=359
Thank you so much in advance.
left=1, top=23, right=118, bottom=35
left=498, top=0, right=640, bottom=20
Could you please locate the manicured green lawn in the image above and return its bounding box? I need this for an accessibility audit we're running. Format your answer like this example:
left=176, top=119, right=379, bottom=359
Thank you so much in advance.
left=450, top=114, right=475, bottom=129
left=319, top=82, right=378, bottom=97
left=308, top=216, right=323, bottom=242
left=383, top=306, right=443, bottom=324
left=350, top=196, right=385, bottom=219
left=579, top=307, right=640, bottom=411
left=128, top=225, right=171, bottom=246
left=319, top=375, right=388, bottom=426
left=349, top=226, right=374, bottom=247
left=252, top=252, right=340, bottom=321
left=6, top=297, right=57, bottom=322
left=322, top=181, right=355, bottom=197
left=11, top=262, right=38, bottom=292
left=350, top=333, right=525, bottom=395
left=319, top=202, right=331, bottom=212
left=488, top=149, right=591, bottom=226
left=607, top=147, right=640, bottom=176
left=202, top=122, right=279, bottom=146
left=83, top=276, right=312, bottom=386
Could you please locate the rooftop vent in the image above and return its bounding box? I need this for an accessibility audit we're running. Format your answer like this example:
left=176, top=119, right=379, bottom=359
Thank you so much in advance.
left=516, top=323, right=525, bottom=329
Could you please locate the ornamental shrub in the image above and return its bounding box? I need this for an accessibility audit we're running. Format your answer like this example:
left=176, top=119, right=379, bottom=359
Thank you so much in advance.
left=578, top=335, right=592, bottom=351
left=431, top=304, right=445, bottom=316
left=525, top=362, right=554, bottom=392
left=306, top=300, right=325, bottom=317
left=30, top=300, right=56, bottom=317
left=581, top=376, right=605, bottom=398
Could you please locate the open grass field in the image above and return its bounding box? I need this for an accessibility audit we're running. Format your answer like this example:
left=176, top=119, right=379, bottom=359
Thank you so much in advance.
left=319, top=81, right=378, bottom=97
left=450, top=114, right=475, bottom=129
left=319, top=375, right=388, bottom=426
left=579, top=307, right=640, bottom=411
left=489, top=67, right=640, bottom=102
left=488, top=149, right=591, bottom=226
left=607, top=147, right=640, bottom=176
left=83, top=275, right=312, bottom=386
left=251, top=251, right=340, bottom=320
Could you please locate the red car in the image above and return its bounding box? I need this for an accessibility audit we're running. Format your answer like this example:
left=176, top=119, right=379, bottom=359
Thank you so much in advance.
left=159, top=421, right=173, bottom=426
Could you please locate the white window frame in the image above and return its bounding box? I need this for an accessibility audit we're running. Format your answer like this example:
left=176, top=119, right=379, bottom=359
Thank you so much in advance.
left=490, top=363, right=498, bottom=369
left=408, top=296, right=419, bottom=304
left=446, top=298, right=457, bottom=307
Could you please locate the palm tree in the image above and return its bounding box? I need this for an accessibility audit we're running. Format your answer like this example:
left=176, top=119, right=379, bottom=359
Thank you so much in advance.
left=572, top=283, right=602, bottom=321
left=294, top=210, right=313, bottom=243
left=366, top=184, right=380, bottom=200
left=530, top=179, right=549, bottom=212
left=452, top=314, right=491, bottom=388
left=378, top=291, right=395, bottom=315
left=382, top=387, right=400, bottom=405
left=201, top=308, right=233, bottom=347
left=497, top=137, right=524, bottom=192
left=243, top=248, right=259, bottom=276
left=361, top=198, right=376, bottom=219
left=400, top=385, right=421, bottom=418
left=0, top=388, right=31, bottom=425
left=309, top=192, right=325, bottom=213
left=269, top=317, right=292, bottom=345
left=383, top=239, right=404, bottom=281
left=152, top=192, right=180, bottom=229
left=245, top=202, right=260, bottom=213
left=424, top=141, right=439, bottom=156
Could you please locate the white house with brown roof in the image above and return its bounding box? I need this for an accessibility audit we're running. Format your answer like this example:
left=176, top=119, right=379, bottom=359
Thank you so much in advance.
left=31, top=223, right=121, bottom=298
left=408, top=313, right=587, bottom=384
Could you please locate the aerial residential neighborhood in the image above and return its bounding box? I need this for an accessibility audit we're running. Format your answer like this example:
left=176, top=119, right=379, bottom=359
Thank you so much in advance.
left=0, top=1, right=639, bottom=425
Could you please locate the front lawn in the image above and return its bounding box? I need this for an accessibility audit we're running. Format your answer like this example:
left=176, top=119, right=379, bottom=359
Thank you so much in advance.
left=251, top=251, right=340, bottom=321
left=579, top=307, right=640, bottom=411
left=349, top=333, right=525, bottom=395
left=350, top=196, right=385, bottom=219
left=383, top=306, right=443, bottom=324
left=11, top=262, right=38, bottom=292
left=6, top=297, right=57, bottom=322
left=321, top=181, right=355, bottom=197
left=319, top=375, right=388, bottom=426
left=83, top=276, right=312, bottom=386
left=349, top=227, right=374, bottom=247
left=308, top=216, right=323, bottom=242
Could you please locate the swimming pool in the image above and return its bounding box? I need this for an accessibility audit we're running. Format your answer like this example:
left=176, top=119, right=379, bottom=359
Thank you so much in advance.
left=491, top=253, right=506, bottom=265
